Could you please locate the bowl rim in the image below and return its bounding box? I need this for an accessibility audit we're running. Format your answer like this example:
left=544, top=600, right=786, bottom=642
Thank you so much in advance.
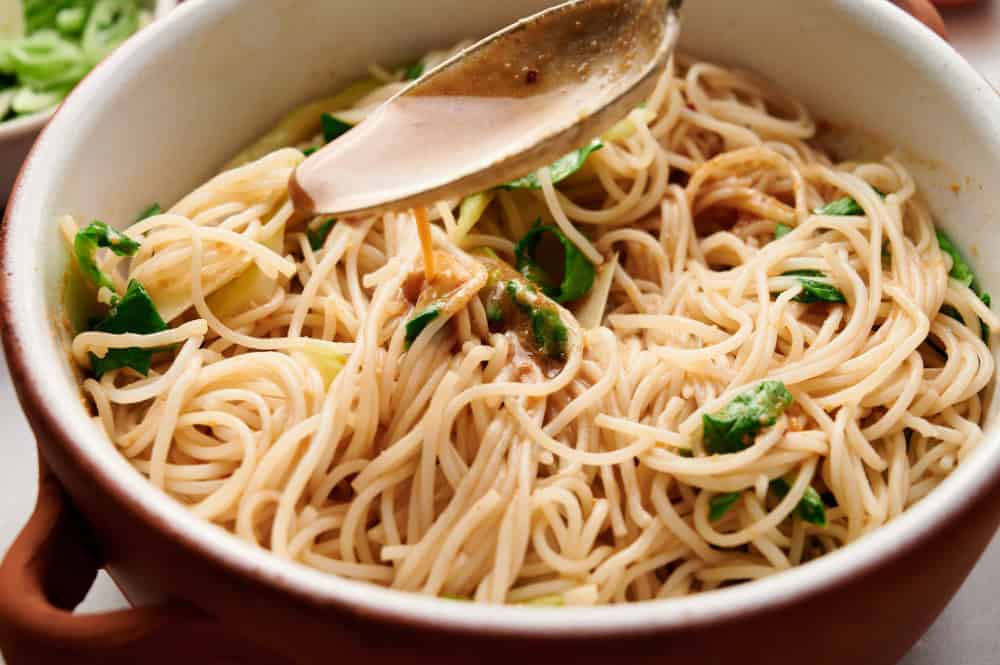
left=3, top=0, right=1000, bottom=638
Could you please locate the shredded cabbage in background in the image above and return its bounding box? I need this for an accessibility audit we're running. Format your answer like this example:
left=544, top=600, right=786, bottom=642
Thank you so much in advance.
left=0, top=0, right=151, bottom=120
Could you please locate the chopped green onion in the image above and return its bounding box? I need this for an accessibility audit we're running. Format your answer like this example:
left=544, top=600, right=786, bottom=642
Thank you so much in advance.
left=321, top=112, right=352, bottom=143
left=771, top=477, right=829, bottom=528
left=302, top=146, right=317, bottom=156
left=709, top=492, right=741, bottom=521
left=82, top=0, right=139, bottom=60
left=74, top=220, right=140, bottom=293
left=307, top=218, right=336, bottom=250
left=89, top=279, right=168, bottom=378
left=774, top=223, right=792, bottom=240
left=530, top=308, right=568, bottom=360
left=56, top=7, right=87, bottom=35
left=503, top=139, right=603, bottom=190
left=11, top=87, right=64, bottom=114
left=405, top=304, right=442, bottom=348
left=703, top=381, right=793, bottom=454
left=0, top=1, right=146, bottom=121
left=514, top=225, right=595, bottom=304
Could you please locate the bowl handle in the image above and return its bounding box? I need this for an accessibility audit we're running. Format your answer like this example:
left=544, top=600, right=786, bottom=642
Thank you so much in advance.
left=0, top=466, right=270, bottom=665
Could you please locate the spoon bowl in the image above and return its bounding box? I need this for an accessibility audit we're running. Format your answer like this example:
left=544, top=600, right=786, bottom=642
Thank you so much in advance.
left=290, top=0, right=682, bottom=217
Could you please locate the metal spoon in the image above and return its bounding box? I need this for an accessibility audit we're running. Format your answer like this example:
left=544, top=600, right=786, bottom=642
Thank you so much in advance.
left=290, top=0, right=682, bottom=218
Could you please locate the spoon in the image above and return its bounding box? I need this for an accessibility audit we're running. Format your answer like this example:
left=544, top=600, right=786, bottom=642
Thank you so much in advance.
left=290, top=0, right=682, bottom=219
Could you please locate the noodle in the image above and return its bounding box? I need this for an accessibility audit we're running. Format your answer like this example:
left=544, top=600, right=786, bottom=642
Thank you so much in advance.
left=66, top=52, right=996, bottom=606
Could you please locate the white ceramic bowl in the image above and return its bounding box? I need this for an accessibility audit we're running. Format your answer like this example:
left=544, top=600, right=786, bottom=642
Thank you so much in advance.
left=0, top=0, right=178, bottom=204
left=2, top=1, right=999, bottom=664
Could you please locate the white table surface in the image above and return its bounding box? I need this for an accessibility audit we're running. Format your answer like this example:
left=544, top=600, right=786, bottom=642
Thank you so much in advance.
left=4, top=4, right=1000, bottom=663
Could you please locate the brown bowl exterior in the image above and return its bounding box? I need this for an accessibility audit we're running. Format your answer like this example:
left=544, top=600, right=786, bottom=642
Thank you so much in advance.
left=11, top=352, right=1000, bottom=665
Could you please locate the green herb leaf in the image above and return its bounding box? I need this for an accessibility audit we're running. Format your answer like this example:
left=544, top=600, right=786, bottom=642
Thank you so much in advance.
left=940, top=293, right=992, bottom=343
left=814, top=188, right=885, bottom=217
left=515, top=225, right=595, bottom=304
left=485, top=301, right=505, bottom=323
left=941, top=304, right=963, bottom=324
left=774, top=223, right=792, bottom=240
left=702, top=381, right=793, bottom=454
left=936, top=229, right=976, bottom=289
left=405, top=304, right=442, bottom=348
left=771, top=478, right=829, bottom=528
left=74, top=220, right=140, bottom=293
left=89, top=279, right=168, bottom=378
left=136, top=202, right=161, bottom=221
left=503, top=139, right=603, bottom=190
left=321, top=112, right=352, bottom=143
left=781, top=270, right=846, bottom=304
left=403, top=61, right=425, bottom=81
left=307, top=218, right=336, bottom=250
left=791, top=278, right=847, bottom=304
left=709, top=492, right=741, bottom=521
left=531, top=308, right=568, bottom=360
left=302, top=146, right=317, bottom=156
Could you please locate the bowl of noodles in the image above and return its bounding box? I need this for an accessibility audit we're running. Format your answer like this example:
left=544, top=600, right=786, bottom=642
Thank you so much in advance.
left=1, top=0, right=998, bottom=663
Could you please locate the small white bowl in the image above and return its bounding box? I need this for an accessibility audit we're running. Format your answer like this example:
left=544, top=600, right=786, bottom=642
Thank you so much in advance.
left=0, top=0, right=178, bottom=204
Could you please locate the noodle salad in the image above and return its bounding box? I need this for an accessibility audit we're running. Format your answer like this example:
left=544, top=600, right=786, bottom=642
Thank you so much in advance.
left=61, top=46, right=997, bottom=606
